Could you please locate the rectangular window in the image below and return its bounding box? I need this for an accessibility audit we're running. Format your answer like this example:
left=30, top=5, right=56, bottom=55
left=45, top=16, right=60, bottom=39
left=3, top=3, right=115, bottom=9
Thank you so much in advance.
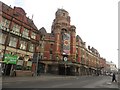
left=22, top=28, right=29, bottom=38
left=9, top=37, right=18, bottom=47
left=1, top=18, right=10, bottom=30
left=29, top=43, right=34, bottom=52
left=12, top=23, right=20, bottom=34
left=0, top=33, right=7, bottom=44
left=31, top=32, right=36, bottom=39
left=20, top=40, right=27, bottom=50
left=2, top=18, right=10, bottom=28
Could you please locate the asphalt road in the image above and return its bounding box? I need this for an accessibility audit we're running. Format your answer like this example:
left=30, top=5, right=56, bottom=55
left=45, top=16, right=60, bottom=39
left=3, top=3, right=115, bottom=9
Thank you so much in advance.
left=2, top=75, right=118, bottom=88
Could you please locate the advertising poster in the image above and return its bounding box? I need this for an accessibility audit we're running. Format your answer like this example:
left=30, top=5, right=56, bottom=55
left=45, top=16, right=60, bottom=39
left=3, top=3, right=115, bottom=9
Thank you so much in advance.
left=62, top=33, right=70, bottom=55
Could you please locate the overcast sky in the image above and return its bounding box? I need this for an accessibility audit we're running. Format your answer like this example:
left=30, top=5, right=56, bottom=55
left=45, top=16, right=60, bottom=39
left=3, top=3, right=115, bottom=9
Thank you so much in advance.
left=1, top=0, right=119, bottom=67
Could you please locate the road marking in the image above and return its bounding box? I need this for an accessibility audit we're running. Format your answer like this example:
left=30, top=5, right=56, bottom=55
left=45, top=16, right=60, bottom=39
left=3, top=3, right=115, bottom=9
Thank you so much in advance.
left=106, top=82, right=112, bottom=85
left=51, top=83, right=72, bottom=88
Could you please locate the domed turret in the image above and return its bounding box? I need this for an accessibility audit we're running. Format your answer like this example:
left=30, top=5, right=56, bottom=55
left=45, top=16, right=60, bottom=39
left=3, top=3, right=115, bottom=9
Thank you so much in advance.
left=54, top=9, right=71, bottom=25
left=55, top=9, right=68, bottom=18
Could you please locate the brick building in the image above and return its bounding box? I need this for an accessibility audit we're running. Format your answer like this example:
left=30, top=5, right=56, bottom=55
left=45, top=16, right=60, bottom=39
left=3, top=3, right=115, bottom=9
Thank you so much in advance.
left=1, top=2, right=107, bottom=76
left=36, top=9, right=106, bottom=76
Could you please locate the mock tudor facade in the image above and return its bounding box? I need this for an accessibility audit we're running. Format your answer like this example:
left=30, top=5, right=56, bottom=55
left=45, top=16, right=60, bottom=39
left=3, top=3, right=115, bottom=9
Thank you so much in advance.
left=1, top=2, right=108, bottom=76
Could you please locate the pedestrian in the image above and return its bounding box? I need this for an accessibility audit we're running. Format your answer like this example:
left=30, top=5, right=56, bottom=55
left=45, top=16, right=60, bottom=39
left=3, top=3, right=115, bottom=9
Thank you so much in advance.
left=112, top=73, right=117, bottom=82
left=37, top=69, right=40, bottom=76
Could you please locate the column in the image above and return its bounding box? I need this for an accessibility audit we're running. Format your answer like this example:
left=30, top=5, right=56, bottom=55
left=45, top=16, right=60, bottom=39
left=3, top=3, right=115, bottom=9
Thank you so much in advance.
left=44, top=64, right=48, bottom=74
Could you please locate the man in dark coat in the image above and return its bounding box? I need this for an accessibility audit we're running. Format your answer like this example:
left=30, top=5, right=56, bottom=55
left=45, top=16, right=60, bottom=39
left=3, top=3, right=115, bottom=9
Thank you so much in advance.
left=112, top=73, right=117, bottom=82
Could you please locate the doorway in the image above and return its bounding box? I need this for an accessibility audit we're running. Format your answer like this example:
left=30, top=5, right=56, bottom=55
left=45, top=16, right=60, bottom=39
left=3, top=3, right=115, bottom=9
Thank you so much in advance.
left=4, top=64, right=12, bottom=76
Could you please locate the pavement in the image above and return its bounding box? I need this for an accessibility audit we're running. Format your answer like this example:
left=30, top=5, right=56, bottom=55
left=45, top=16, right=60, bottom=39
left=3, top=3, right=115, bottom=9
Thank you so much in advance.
left=1, top=74, right=119, bottom=88
left=2, top=74, right=78, bottom=83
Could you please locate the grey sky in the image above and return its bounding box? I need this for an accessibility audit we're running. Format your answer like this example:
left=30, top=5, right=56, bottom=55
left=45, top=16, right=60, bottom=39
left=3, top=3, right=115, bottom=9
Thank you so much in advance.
left=1, top=0, right=118, bottom=67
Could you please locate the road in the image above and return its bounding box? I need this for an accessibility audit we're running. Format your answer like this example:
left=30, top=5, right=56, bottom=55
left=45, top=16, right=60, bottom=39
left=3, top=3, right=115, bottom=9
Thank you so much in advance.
left=2, top=75, right=119, bottom=88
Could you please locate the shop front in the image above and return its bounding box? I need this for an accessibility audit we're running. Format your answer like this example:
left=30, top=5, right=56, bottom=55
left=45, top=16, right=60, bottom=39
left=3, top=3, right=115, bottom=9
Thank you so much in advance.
left=15, top=54, right=33, bottom=77
left=2, top=52, right=33, bottom=77
left=3, top=54, right=18, bottom=76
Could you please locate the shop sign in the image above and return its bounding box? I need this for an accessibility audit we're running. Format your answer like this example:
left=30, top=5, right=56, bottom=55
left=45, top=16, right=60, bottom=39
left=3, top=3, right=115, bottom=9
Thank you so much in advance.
left=4, top=54, right=18, bottom=64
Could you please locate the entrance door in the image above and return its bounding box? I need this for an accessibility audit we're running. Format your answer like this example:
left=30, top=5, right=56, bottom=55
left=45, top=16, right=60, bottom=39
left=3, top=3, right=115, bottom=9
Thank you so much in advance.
left=4, top=64, right=12, bottom=76
left=58, top=64, right=65, bottom=75
left=66, top=67, right=71, bottom=75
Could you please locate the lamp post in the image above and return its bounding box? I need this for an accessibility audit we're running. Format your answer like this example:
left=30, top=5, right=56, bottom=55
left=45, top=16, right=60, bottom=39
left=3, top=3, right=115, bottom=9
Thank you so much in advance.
left=35, top=53, right=39, bottom=76
left=63, top=56, right=67, bottom=76
left=65, top=63, right=66, bottom=76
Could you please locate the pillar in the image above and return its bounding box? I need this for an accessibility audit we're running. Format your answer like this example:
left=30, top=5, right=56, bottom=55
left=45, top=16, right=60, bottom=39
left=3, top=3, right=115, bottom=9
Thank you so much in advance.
left=44, top=64, right=48, bottom=74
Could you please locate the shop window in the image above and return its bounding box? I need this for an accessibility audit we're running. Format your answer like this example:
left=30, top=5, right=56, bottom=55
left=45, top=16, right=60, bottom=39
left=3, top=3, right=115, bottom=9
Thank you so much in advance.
left=16, top=57, right=24, bottom=70
left=16, top=64, right=23, bottom=70
left=9, top=37, right=18, bottom=47
left=26, top=61, right=32, bottom=70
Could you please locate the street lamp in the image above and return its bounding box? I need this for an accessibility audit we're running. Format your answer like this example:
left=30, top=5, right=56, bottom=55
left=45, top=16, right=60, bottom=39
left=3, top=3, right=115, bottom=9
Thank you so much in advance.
left=35, top=53, right=39, bottom=76
left=63, top=56, right=67, bottom=76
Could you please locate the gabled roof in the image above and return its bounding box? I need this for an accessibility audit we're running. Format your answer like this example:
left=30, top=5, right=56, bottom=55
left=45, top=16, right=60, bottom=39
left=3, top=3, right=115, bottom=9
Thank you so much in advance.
left=27, top=18, right=38, bottom=30
left=39, top=27, right=47, bottom=35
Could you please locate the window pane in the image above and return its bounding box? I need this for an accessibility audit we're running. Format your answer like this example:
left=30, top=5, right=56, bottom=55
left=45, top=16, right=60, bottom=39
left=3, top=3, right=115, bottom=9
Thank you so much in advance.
left=12, top=23, right=20, bottom=33
left=9, top=37, right=17, bottom=47
left=0, top=33, right=7, bottom=44
left=22, top=28, right=29, bottom=38
left=20, top=40, right=27, bottom=50
left=29, top=43, right=34, bottom=52
left=31, top=32, right=36, bottom=39
left=2, top=18, right=10, bottom=28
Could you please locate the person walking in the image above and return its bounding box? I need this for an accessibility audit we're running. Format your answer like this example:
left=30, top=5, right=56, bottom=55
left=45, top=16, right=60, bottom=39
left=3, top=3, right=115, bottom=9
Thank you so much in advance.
left=112, top=73, right=117, bottom=82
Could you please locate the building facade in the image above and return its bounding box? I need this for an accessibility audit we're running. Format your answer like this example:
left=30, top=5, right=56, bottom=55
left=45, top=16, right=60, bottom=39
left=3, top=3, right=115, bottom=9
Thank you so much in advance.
left=0, top=2, right=40, bottom=76
left=1, top=2, right=108, bottom=76
left=105, top=61, right=118, bottom=74
left=37, top=9, right=106, bottom=76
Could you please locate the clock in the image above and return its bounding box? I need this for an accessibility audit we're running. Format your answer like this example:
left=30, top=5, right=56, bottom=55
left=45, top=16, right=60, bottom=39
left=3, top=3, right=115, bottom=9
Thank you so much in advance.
left=64, top=57, right=67, bottom=62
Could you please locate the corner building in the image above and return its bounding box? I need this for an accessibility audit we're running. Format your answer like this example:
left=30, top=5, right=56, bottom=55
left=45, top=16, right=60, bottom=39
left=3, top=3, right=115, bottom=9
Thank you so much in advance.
left=1, top=1, right=106, bottom=76
left=38, top=9, right=105, bottom=76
